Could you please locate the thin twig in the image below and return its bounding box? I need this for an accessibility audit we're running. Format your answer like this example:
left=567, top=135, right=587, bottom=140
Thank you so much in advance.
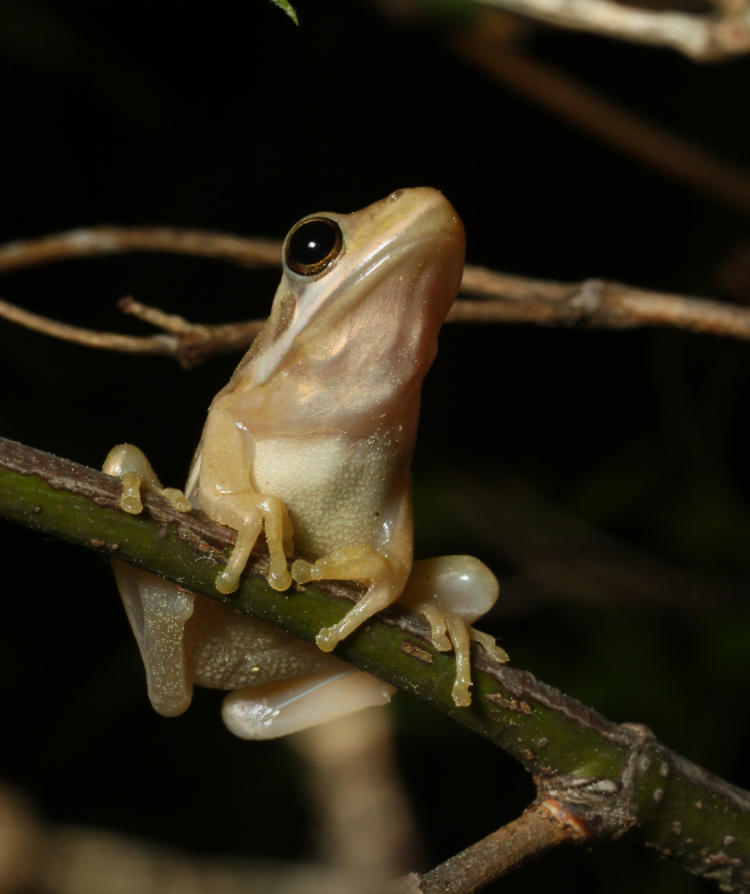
left=474, top=0, right=750, bottom=60
left=393, top=800, right=584, bottom=894
left=455, top=267, right=750, bottom=339
left=451, top=15, right=750, bottom=214
left=2, top=227, right=750, bottom=365
left=117, top=297, right=265, bottom=365
left=0, top=226, right=281, bottom=272
left=2, top=436, right=750, bottom=892
left=0, top=296, right=179, bottom=356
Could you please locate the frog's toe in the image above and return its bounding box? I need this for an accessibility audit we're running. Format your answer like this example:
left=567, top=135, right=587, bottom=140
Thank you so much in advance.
left=120, top=471, right=145, bottom=514
left=452, top=678, right=472, bottom=708
left=471, top=628, right=509, bottom=663
left=268, top=566, right=292, bottom=591
left=315, top=626, right=340, bottom=652
left=160, top=487, right=193, bottom=513
left=291, top=558, right=315, bottom=584
left=215, top=569, right=240, bottom=595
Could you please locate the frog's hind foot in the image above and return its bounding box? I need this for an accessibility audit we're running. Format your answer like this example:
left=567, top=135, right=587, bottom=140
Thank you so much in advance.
left=401, top=555, right=504, bottom=707
left=104, top=444, right=193, bottom=515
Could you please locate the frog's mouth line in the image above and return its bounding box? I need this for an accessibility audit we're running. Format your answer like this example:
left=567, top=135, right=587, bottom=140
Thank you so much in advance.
left=251, top=228, right=463, bottom=388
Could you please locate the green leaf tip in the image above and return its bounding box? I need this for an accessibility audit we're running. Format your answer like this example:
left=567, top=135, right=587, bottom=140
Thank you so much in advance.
left=269, top=0, right=299, bottom=25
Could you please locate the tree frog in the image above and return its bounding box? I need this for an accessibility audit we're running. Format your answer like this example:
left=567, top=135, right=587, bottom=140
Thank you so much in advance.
left=105, top=187, right=506, bottom=740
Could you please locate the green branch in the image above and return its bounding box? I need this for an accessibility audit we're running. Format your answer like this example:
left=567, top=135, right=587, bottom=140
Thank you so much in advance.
left=1, top=435, right=749, bottom=892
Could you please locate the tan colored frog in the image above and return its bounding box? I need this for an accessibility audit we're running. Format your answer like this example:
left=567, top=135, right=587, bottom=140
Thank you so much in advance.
left=105, top=188, right=505, bottom=739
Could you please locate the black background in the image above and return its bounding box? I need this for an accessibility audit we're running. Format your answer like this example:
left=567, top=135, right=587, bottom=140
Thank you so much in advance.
left=1, top=1, right=749, bottom=891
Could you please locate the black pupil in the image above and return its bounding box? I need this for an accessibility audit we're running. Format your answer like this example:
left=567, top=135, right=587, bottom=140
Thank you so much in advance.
left=288, top=218, right=339, bottom=270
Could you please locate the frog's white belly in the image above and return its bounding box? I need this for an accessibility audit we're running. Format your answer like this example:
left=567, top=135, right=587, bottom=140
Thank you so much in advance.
left=252, top=433, right=397, bottom=558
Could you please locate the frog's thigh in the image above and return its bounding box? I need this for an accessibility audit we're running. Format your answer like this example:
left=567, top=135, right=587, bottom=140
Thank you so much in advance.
left=111, top=561, right=195, bottom=717
left=221, top=670, right=396, bottom=740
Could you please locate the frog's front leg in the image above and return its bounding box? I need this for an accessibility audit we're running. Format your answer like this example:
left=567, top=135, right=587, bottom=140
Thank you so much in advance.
left=207, top=492, right=293, bottom=594
left=400, top=556, right=507, bottom=707
left=197, top=402, right=294, bottom=595
left=291, top=544, right=409, bottom=651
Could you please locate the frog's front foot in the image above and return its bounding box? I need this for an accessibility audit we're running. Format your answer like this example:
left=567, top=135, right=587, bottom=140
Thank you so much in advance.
left=212, top=494, right=294, bottom=595
left=290, top=559, right=347, bottom=651
left=104, top=444, right=193, bottom=515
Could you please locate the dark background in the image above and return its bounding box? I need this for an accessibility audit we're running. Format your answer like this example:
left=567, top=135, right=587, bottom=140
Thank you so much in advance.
left=1, top=1, right=749, bottom=891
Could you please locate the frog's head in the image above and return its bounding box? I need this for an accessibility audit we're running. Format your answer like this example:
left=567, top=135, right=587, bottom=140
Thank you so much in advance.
left=234, top=187, right=465, bottom=425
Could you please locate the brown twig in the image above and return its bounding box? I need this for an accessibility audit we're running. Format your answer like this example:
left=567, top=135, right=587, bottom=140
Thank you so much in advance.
left=0, top=226, right=280, bottom=365
left=450, top=15, right=750, bottom=215
left=118, top=297, right=265, bottom=365
left=455, top=267, right=750, bottom=338
left=0, top=296, right=180, bottom=356
left=393, top=800, right=584, bottom=894
left=473, top=0, right=750, bottom=60
left=2, top=227, right=750, bottom=366
left=0, top=226, right=281, bottom=273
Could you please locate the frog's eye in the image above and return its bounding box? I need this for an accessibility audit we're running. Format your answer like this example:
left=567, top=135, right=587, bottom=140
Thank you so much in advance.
left=285, top=217, right=343, bottom=276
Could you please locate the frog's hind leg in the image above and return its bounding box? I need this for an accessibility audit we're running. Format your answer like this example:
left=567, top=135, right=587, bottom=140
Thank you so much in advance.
left=291, top=544, right=407, bottom=652
left=104, top=444, right=196, bottom=716
left=111, top=563, right=196, bottom=717
left=400, top=556, right=506, bottom=707
left=221, top=668, right=396, bottom=740
left=104, top=443, right=192, bottom=514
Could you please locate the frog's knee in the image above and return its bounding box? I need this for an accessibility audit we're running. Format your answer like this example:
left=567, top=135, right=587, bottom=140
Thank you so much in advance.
left=104, top=444, right=160, bottom=484
left=104, top=444, right=192, bottom=515
left=104, top=444, right=159, bottom=514
left=406, top=555, right=499, bottom=623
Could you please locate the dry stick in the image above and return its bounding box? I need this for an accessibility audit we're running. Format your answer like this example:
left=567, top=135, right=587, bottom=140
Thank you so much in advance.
left=0, top=296, right=180, bottom=356
left=393, top=801, right=583, bottom=894
left=475, top=0, right=750, bottom=59
left=450, top=16, right=750, bottom=216
left=0, top=226, right=281, bottom=273
left=455, top=267, right=750, bottom=339
left=3, top=228, right=750, bottom=363
left=2, top=437, right=750, bottom=893
left=0, top=226, right=279, bottom=365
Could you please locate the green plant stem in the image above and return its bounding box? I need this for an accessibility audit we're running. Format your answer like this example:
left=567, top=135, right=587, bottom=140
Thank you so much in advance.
left=1, top=436, right=749, bottom=892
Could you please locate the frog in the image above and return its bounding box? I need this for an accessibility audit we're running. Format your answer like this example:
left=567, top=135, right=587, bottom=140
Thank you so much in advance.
left=105, top=187, right=506, bottom=740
